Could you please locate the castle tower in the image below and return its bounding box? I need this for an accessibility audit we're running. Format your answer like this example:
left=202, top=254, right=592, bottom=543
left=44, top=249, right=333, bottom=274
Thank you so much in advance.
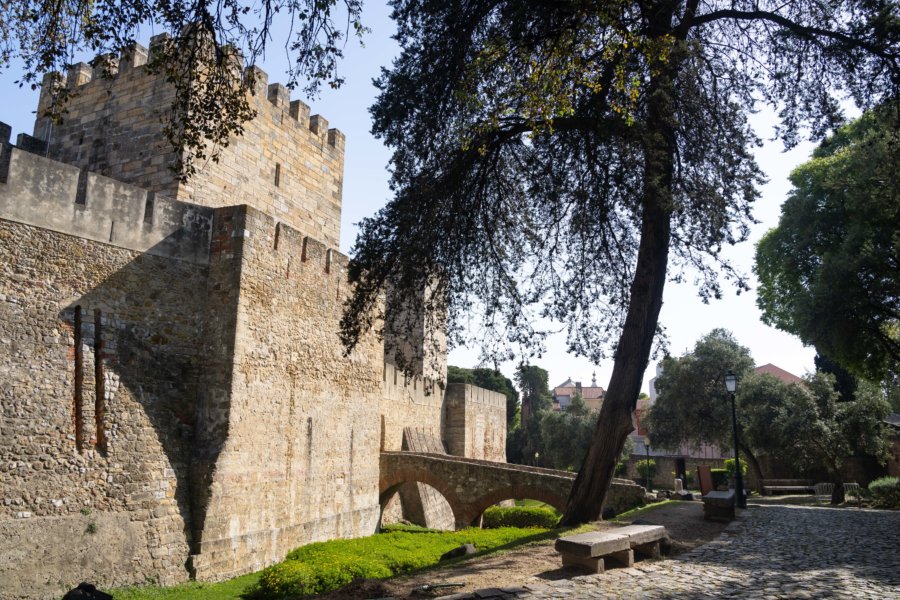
left=33, top=35, right=344, bottom=247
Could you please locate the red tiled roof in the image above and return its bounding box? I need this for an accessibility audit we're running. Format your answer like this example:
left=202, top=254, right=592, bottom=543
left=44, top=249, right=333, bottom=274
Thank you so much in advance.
left=754, top=363, right=803, bottom=385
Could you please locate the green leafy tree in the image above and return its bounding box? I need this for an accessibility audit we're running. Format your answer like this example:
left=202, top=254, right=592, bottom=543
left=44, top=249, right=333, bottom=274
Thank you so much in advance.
left=1, top=1, right=365, bottom=179
left=447, top=365, right=520, bottom=431
left=341, top=1, right=897, bottom=525
left=516, top=365, right=553, bottom=428
left=648, top=332, right=893, bottom=502
left=756, top=106, right=900, bottom=380
left=644, top=328, right=755, bottom=453
left=507, top=364, right=553, bottom=465
left=772, top=374, right=891, bottom=503
left=539, top=393, right=597, bottom=471
left=644, top=329, right=783, bottom=490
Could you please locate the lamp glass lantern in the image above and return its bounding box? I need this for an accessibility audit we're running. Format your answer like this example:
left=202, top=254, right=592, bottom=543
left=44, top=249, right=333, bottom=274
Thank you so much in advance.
left=724, top=371, right=738, bottom=393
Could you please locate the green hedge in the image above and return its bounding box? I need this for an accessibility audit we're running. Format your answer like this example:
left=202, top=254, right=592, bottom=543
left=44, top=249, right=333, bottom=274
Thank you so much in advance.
left=250, top=527, right=555, bottom=598
left=869, top=476, right=900, bottom=509
left=724, top=458, right=748, bottom=478
left=482, top=506, right=559, bottom=529
left=636, top=459, right=657, bottom=480
left=711, top=468, right=729, bottom=490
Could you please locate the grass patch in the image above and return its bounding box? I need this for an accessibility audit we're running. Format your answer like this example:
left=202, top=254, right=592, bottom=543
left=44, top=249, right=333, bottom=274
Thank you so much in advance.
left=111, top=572, right=260, bottom=600
left=613, top=499, right=682, bottom=522
left=249, top=526, right=563, bottom=598
left=108, top=520, right=598, bottom=600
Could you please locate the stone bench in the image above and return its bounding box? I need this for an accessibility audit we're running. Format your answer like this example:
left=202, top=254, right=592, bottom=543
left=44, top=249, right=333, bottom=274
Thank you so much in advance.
left=555, top=524, right=667, bottom=574
left=702, top=490, right=735, bottom=522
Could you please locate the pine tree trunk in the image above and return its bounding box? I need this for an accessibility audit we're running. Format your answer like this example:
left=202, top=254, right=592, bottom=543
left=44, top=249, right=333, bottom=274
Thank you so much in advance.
left=739, top=442, right=766, bottom=494
left=831, top=481, right=845, bottom=505
left=559, top=16, right=678, bottom=524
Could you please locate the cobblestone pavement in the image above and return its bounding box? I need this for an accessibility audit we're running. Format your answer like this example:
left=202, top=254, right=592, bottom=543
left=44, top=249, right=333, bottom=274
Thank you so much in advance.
left=438, top=504, right=900, bottom=599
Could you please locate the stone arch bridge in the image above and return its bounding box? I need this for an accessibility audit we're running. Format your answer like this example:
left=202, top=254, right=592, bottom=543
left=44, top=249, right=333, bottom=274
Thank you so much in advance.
left=379, top=452, right=645, bottom=528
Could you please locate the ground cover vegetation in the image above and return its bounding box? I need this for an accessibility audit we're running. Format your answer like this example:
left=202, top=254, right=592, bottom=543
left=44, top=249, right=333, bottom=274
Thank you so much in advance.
left=338, top=2, right=899, bottom=525
left=5, top=0, right=896, bottom=526
left=248, top=526, right=561, bottom=598
left=112, top=524, right=564, bottom=599
left=112, top=572, right=261, bottom=600
left=645, top=329, right=893, bottom=503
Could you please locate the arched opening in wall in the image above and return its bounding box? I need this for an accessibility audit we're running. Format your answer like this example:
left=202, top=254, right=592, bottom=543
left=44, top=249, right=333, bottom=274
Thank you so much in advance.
left=379, top=482, right=456, bottom=531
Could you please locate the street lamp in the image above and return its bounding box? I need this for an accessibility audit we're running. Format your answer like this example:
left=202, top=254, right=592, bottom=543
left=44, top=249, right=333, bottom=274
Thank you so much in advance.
left=644, top=436, right=652, bottom=492
left=724, top=371, right=746, bottom=508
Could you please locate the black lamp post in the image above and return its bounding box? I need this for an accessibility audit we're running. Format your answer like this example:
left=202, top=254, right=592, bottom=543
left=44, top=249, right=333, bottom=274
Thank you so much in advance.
left=644, top=436, right=652, bottom=492
left=724, top=371, right=746, bottom=508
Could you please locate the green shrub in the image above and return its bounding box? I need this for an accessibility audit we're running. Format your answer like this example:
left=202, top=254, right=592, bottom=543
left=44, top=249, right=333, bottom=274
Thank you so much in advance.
left=636, top=459, right=656, bottom=480
left=711, top=468, right=729, bottom=490
left=868, top=476, right=900, bottom=508
left=724, top=458, right=748, bottom=478
left=615, top=461, right=628, bottom=476
left=482, top=506, right=559, bottom=528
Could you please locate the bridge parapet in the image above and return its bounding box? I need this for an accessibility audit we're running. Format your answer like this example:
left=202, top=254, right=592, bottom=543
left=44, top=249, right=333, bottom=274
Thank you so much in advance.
left=379, top=452, right=645, bottom=528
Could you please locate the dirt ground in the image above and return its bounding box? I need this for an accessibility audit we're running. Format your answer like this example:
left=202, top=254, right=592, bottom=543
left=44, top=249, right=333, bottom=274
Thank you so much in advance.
left=313, top=500, right=725, bottom=600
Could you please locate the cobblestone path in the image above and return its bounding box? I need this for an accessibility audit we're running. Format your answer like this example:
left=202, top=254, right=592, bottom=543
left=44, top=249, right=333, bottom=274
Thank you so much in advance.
left=440, top=504, right=900, bottom=599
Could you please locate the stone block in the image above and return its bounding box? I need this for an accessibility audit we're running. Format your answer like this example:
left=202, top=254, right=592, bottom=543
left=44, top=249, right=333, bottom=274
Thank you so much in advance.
left=561, top=553, right=606, bottom=574
left=555, top=531, right=630, bottom=558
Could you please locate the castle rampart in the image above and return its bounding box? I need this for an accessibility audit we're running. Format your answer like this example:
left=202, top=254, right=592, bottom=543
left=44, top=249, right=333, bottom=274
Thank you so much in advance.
left=444, top=383, right=507, bottom=462
left=34, top=38, right=344, bottom=247
left=0, top=51, right=515, bottom=596
left=0, top=144, right=212, bottom=263
left=0, top=127, right=382, bottom=594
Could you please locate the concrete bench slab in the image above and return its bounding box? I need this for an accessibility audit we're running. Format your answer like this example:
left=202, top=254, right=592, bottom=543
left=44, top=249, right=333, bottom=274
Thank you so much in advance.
left=612, top=524, right=667, bottom=559
left=555, top=525, right=668, bottom=574
left=554, top=531, right=630, bottom=558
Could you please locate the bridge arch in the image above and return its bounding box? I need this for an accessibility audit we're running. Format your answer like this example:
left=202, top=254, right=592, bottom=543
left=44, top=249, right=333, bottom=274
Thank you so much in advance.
left=378, top=466, right=466, bottom=528
left=467, top=486, right=568, bottom=524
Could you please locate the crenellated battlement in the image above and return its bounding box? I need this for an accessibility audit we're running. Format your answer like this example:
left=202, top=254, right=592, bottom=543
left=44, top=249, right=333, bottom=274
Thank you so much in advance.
left=0, top=139, right=212, bottom=264
left=39, top=42, right=345, bottom=155
left=0, top=135, right=350, bottom=273
left=33, top=42, right=346, bottom=247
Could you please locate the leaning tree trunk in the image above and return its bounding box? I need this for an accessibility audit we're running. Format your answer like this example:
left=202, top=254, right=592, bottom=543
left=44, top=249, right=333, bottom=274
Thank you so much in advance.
left=559, top=20, right=679, bottom=525
left=831, top=481, right=845, bottom=505
left=739, top=441, right=766, bottom=495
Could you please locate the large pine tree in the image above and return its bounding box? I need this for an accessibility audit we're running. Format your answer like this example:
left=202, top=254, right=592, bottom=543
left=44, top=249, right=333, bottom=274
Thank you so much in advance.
left=340, top=1, right=898, bottom=524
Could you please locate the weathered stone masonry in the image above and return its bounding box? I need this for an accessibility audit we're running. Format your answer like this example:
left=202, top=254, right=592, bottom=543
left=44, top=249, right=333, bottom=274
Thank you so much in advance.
left=0, top=43, right=513, bottom=599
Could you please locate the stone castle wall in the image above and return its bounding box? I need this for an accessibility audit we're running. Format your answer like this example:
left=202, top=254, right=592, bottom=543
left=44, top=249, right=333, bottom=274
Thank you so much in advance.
left=0, top=49, right=514, bottom=595
left=0, top=147, right=211, bottom=595
left=444, top=384, right=507, bottom=462
left=189, top=205, right=383, bottom=581
left=0, top=139, right=384, bottom=595
left=34, top=36, right=344, bottom=247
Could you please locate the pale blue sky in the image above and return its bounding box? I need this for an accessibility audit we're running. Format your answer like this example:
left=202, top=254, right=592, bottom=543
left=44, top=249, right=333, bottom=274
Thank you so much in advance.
left=0, top=2, right=818, bottom=394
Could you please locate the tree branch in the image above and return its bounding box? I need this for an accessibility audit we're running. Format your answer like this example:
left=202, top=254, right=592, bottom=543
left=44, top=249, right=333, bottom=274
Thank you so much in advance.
left=690, top=9, right=898, bottom=64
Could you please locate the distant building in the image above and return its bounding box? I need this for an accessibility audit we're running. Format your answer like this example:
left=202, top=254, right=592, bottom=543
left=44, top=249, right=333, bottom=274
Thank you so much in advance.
left=552, top=373, right=605, bottom=411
